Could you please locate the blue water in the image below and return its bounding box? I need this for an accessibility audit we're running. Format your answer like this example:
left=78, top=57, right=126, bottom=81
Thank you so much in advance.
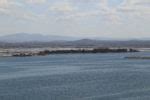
left=0, top=52, right=150, bottom=100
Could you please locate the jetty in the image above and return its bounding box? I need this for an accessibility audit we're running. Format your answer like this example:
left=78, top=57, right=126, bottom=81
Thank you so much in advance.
left=0, top=48, right=138, bottom=57
left=13, top=48, right=138, bottom=57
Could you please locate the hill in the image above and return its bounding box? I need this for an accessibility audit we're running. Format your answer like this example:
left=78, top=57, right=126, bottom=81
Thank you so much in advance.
left=0, top=39, right=150, bottom=48
left=0, top=33, right=77, bottom=42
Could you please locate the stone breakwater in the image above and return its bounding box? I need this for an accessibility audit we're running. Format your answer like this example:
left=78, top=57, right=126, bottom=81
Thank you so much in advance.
left=0, top=48, right=138, bottom=57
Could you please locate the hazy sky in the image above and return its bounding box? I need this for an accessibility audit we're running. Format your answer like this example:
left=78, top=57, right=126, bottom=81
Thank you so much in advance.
left=0, top=0, right=150, bottom=39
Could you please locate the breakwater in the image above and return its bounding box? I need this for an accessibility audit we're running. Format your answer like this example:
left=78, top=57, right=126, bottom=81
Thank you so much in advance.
left=9, top=48, right=138, bottom=57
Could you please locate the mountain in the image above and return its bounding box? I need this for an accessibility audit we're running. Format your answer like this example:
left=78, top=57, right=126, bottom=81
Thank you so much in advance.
left=1, top=33, right=150, bottom=48
left=0, top=33, right=78, bottom=43
left=1, top=38, right=150, bottom=48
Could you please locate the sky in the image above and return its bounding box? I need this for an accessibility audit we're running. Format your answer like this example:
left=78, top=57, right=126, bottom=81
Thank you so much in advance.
left=0, top=0, right=150, bottom=39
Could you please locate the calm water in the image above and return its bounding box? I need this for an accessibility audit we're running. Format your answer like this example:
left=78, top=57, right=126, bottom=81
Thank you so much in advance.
left=0, top=52, right=150, bottom=100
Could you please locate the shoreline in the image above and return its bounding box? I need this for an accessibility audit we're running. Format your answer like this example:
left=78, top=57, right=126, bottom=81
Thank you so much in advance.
left=0, top=47, right=138, bottom=57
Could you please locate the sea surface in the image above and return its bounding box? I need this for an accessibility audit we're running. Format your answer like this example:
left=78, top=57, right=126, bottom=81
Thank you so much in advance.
left=0, top=52, right=150, bottom=100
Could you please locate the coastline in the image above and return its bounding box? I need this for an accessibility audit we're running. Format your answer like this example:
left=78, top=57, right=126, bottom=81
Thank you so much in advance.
left=0, top=47, right=138, bottom=57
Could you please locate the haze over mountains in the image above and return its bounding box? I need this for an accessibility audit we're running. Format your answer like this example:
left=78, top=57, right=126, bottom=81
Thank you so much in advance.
left=0, top=33, right=150, bottom=48
left=0, top=33, right=150, bottom=43
left=0, top=33, right=79, bottom=42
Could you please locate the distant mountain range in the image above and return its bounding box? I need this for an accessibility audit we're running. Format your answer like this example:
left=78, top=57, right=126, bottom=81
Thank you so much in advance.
left=0, top=33, right=150, bottom=48
left=0, top=33, right=79, bottom=42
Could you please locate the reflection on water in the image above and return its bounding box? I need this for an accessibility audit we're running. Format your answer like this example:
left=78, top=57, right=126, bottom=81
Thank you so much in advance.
left=0, top=52, right=150, bottom=100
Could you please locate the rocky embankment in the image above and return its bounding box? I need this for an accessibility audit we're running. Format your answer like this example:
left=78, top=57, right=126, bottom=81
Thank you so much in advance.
left=0, top=48, right=138, bottom=57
